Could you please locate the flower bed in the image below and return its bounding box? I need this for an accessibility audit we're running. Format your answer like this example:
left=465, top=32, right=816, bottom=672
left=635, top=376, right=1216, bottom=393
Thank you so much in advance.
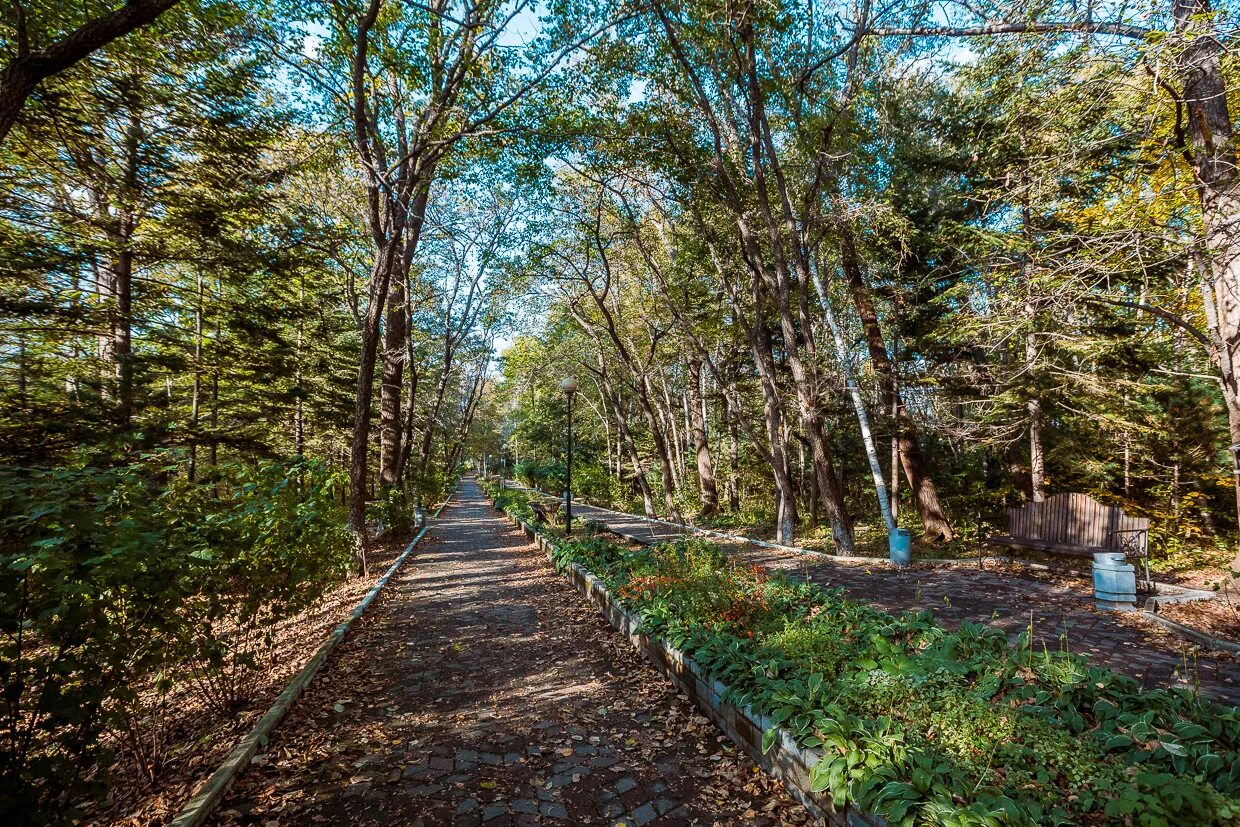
left=485, top=482, right=1240, bottom=826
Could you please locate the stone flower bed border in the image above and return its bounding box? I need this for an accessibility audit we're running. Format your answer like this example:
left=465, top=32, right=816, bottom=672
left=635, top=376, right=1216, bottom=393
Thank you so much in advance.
left=490, top=491, right=883, bottom=827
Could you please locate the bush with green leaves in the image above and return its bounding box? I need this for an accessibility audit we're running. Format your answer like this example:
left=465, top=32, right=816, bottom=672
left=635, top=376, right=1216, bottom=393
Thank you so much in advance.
left=0, top=458, right=186, bottom=819
left=488, top=483, right=537, bottom=524
left=513, top=458, right=565, bottom=493
left=408, top=464, right=458, bottom=510
left=0, top=453, right=352, bottom=823
left=169, top=459, right=352, bottom=712
left=544, top=533, right=1240, bottom=825
left=369, top=482, right=416, bottom=536
left=508, top=458, right=621, bottom=505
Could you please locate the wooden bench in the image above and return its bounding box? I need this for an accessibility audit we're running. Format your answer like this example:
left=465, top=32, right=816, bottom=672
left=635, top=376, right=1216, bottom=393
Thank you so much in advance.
left=529, top=500, right=565, bottom=526
left=988, top=493, right=1151, bottom=577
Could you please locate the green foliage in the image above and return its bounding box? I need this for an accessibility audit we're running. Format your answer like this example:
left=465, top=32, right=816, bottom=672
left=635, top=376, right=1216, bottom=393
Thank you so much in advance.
left=168, top=459, right=352, bottom=712
left=370, top=484, right=416, bottom=536
left=542, top=526, right=1240, bottom=824
left=514, top=459, right=566, bottom=493
left=487, top=483, right=537, bottom=524
left=0, top=454, right=351, bottom=823
left=570, top=461, right=625, bottom=505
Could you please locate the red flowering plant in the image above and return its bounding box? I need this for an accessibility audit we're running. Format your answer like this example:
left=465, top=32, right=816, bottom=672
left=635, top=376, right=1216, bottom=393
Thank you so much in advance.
left=618, top=573, right=683, bottom=602
left=615, top=539, right=780, bottom=635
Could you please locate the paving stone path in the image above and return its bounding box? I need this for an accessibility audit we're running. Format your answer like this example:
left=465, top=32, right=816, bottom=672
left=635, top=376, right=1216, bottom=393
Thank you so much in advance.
left=523, top=486, right=1240, bottom=706
left=211, top=478, right=804, bottom=827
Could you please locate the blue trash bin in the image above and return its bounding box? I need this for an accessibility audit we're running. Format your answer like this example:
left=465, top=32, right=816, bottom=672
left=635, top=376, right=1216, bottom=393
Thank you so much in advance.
left=889, top=528, right=912, bottom=566
left=1093, top=552, right=1137, bottom=611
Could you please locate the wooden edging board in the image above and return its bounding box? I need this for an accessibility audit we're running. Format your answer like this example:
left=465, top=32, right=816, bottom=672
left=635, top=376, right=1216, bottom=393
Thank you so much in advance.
left=168, top=483, right=459, bottom=827
left=489, top=491, right=885, bottom=827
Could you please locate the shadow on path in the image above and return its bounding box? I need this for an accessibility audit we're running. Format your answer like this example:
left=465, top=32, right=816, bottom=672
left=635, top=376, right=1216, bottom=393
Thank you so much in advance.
left=210, top=478, right=806, bottom=827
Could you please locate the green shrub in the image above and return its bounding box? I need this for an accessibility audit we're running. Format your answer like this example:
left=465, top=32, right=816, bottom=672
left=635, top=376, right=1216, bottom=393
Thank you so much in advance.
left=0, top=453, right=352, bottom=824
left=369, top=483, right=415, bottom=535
left=0, top=458, right=186, bottom=819
left=491, top=485, right=536, bottom=523
left=514, top=459, right=564, bottom=492
left=510, top=459, right=620, bottom=505
left=408, top=464, right=456, bottom=509
left=545, top=532, right=1240, bottom=825
left=170, top=460, right=352, bottom=712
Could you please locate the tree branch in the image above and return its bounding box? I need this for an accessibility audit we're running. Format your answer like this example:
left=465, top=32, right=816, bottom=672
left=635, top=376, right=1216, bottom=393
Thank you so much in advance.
left=1088, top=296, right=1216, bottom=352
left=865, top=20, right=1152, bottom=41
left=0, top=0, right=182, bottom=143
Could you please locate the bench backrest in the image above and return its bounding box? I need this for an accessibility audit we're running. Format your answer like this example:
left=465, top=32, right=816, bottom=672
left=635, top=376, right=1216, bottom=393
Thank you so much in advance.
left=1007, top=493, right=1150, bottom=555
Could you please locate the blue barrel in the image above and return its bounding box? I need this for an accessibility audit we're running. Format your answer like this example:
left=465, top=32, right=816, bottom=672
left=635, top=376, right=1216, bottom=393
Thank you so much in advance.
left=889, top=529, right=912, bottom=566
left=1092, top=552, right=1136, bottom=610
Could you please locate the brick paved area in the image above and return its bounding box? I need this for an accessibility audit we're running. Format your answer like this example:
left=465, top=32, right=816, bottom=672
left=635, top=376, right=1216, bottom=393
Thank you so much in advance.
left=211, top=478, right=804, bottom=827
left=536, top=488, right=1240, bottom=706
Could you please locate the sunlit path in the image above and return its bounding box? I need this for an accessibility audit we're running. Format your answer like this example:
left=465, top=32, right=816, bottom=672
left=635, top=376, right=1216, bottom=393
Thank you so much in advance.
left=210, top=478, right=805, bottom=826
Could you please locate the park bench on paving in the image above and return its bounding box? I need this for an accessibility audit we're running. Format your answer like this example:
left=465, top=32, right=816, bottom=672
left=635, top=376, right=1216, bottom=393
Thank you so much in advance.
left=529, top=500, right=565, bottom=526
left=987, top=492, right=1151, bottom=609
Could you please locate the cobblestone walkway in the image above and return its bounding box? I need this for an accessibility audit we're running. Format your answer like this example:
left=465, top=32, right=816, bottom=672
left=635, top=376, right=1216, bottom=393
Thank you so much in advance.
left=211, top=478, right=804, bottom=827
left=528, top=487, right=1240, bottom=706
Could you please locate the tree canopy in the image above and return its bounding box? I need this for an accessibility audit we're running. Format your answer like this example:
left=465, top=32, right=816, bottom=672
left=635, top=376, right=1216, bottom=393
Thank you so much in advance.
left=2, top=0, right=1240, bottom=822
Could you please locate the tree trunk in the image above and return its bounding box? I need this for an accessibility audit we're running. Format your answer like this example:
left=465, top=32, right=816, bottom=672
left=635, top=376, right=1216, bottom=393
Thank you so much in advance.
left=686, top=356, right=719, bottom=517
left=837, top=224, right=952, bottom=539
left=812, top=261, right=896, bottom=536
left=1025, top=282, right=1046, bottom=502
left=294, top=273, right=305, bottom=458
left=378, top=271, right=407, bottom=488
left=727, top=415, right=741, bottom=512
left=749, top=306, right=799, bottom=544
left=111, top=247, right=133, bottom=424
left=209, top=299, right=219, bottom=467
left=378, top=184, right=431, bottom=487
left=95, top=175, right=138, bottom=424
left=729, top=57, right=852, bottom=552
left=603, top=372, right=656, bottom=516
left=1028, top=397, right=1046, bottom=502
left=348, top=242, right=400, bottom=576
left=190, top=272, right=203, bottom=480
left=654, top=373, right=684, bottom=493
left=1169, top=0, right=1240, bottom=571
left=660, top=370, right=687, bottom=487
left=418, top=336, right=454, bottom=475
left=890, top=397, right=900, bottom=523
left=633, top=376, right=683, bottom=522
left=398, top=323, right=420, bottom=483
left=750, top=244, right=853, bottom=552
left=599, top=392, right=614, bottom=481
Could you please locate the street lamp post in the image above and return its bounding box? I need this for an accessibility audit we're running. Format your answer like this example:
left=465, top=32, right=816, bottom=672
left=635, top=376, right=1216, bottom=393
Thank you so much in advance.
left=561, top=376, right=578, bottom=536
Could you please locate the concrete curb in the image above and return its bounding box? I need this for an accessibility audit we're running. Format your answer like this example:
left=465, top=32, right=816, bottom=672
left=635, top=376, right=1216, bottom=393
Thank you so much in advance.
left=490, top=491, right=884, bottom=827
left=168, top=485, right=459, bottom=827
left=1141, top=610, right=1240, bottom=654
